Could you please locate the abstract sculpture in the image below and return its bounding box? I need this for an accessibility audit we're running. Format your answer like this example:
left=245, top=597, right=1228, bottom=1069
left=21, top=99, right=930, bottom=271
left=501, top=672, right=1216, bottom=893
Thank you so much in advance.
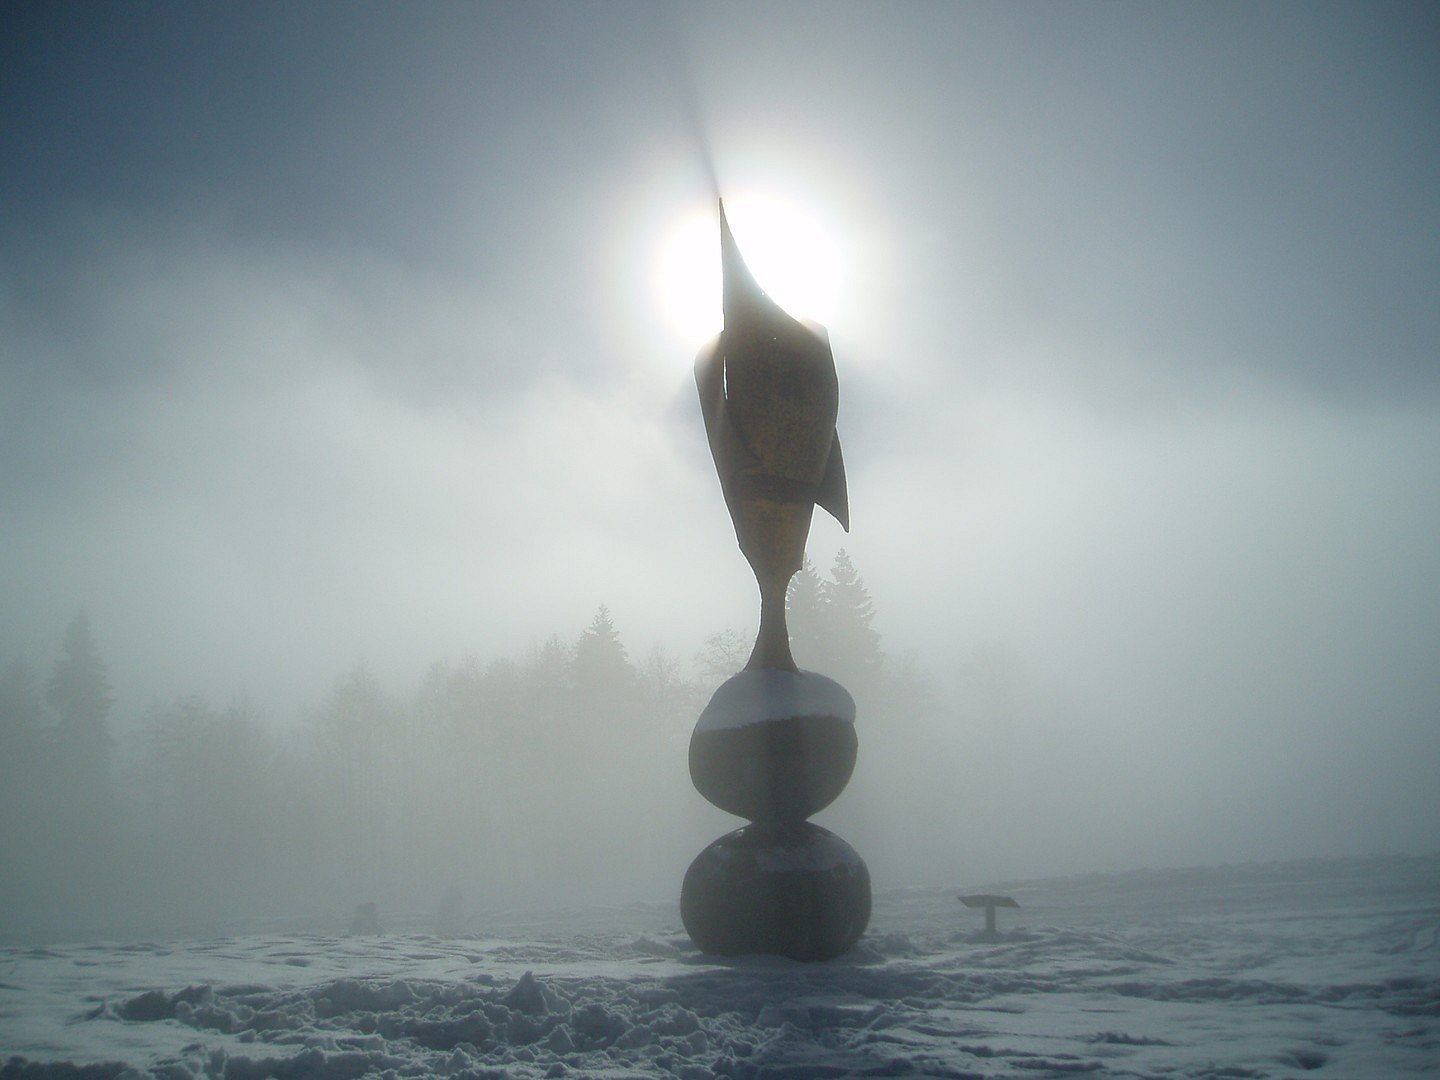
left=681, top=201, right=871, bottom=961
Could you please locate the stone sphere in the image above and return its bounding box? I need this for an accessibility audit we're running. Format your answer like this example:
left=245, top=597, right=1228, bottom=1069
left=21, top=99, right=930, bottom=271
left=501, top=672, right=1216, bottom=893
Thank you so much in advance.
left=689, top=669, right=857, bottom=823
left=681, top=822, right=871, bottom=961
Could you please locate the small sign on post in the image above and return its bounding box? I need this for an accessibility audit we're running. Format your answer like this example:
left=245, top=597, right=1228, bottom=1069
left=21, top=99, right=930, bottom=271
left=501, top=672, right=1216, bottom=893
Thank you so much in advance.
left=959, top=893, right=1019, bottom=935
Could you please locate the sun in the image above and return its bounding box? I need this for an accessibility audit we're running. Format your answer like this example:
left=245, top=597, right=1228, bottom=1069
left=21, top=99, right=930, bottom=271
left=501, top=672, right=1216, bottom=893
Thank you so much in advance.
left=655, top=192, right=844, bottom=351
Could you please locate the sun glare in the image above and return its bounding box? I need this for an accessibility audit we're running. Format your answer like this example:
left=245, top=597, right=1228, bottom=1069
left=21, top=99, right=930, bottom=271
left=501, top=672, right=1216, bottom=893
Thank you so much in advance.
left=656, top=193, right=844, bottom=351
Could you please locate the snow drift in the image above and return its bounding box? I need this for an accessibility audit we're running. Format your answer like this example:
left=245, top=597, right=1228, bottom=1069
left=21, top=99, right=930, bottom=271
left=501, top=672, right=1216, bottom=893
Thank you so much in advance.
left=2, top=854, right=1436, bottom=1078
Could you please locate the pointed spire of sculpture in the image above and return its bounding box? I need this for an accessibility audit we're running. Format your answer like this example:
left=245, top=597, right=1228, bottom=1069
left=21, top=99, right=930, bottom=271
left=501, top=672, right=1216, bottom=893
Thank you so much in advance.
left=719, top=199, right=792, bottom=332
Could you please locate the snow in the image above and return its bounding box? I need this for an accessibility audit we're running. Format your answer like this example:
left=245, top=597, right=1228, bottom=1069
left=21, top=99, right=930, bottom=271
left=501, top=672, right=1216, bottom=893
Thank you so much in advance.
left=694, top=670, right=855, bottom=732
left=2, top=855, right=1436, bottom=1078
left=751, top=837, right=865, bottom=874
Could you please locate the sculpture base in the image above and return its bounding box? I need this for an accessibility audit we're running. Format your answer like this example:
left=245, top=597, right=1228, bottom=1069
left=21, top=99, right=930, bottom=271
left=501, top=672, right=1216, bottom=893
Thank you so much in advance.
left=681, top=822, right=870, bottom=961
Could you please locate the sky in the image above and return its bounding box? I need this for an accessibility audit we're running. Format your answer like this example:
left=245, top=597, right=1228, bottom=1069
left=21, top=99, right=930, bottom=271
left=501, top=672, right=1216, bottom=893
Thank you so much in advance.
left=2, top=1, right=1438, bottom=876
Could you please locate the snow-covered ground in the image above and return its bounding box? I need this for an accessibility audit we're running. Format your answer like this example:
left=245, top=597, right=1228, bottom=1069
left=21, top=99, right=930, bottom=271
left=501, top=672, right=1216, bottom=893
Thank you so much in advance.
left=2, top=855, right=1436, bottom=1078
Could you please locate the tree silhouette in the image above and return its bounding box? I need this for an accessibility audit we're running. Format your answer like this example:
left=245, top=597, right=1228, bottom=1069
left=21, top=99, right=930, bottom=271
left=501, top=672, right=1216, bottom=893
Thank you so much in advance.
left=310, top=663, right=395, bottom=892
left=45, top=610, right=114, bottom=796
left=131, top=694, right=279, bottom=914
left=573, top=604, right=630, bottom=692
left=786, top=559, right=827, bottom=669
left=0, top=657, right=47, bottom=913
left=782, top=550, right=884, bottom=685
left=696, top=628, right=749, bottom=683
left=634, top=646, right=696, bottom=734
left=823, top=549, right=883, bottom=686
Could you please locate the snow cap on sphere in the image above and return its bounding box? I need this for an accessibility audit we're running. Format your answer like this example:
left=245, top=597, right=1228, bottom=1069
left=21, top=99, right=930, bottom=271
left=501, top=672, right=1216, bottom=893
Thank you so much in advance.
left=695, top=669, right=855, bottom=732
left=755, top=838, right=865, bottom=873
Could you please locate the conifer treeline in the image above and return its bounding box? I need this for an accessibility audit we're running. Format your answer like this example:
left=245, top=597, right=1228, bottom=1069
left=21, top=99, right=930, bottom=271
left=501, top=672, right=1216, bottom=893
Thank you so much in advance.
left=1, top=552, right=925, bottom=937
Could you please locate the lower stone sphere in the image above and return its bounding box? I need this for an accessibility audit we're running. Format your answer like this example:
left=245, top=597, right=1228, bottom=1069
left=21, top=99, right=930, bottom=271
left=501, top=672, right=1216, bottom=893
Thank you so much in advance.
left=681, top=822, right=871, bottom=961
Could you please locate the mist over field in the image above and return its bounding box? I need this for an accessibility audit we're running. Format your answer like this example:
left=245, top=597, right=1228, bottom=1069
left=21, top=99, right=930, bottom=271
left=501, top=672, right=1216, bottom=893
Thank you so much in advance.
left=3, top=1, right=1438, bottom=938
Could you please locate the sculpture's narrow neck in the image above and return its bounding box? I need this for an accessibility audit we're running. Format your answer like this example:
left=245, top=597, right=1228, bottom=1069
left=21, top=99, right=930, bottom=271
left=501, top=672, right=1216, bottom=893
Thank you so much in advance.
left=746, top=571, right=798, bottom=672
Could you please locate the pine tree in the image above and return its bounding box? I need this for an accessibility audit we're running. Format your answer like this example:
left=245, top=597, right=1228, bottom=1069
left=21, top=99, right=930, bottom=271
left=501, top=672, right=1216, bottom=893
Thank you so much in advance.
left=821, top=549, right=884, bottom=685
left=311, top=663, right=393, bottom=889
left=785, top=559, right=828, bottom=670
left=45, top=610, right=115, bottom=793
left=573, top=604, right=630, bottom=691
left=0, top=657, right=47, bottom=901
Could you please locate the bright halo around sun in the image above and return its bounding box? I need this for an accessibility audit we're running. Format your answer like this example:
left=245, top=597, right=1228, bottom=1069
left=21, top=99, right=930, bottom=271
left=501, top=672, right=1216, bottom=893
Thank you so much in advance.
left=655, top=192, right=844, bottom=350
